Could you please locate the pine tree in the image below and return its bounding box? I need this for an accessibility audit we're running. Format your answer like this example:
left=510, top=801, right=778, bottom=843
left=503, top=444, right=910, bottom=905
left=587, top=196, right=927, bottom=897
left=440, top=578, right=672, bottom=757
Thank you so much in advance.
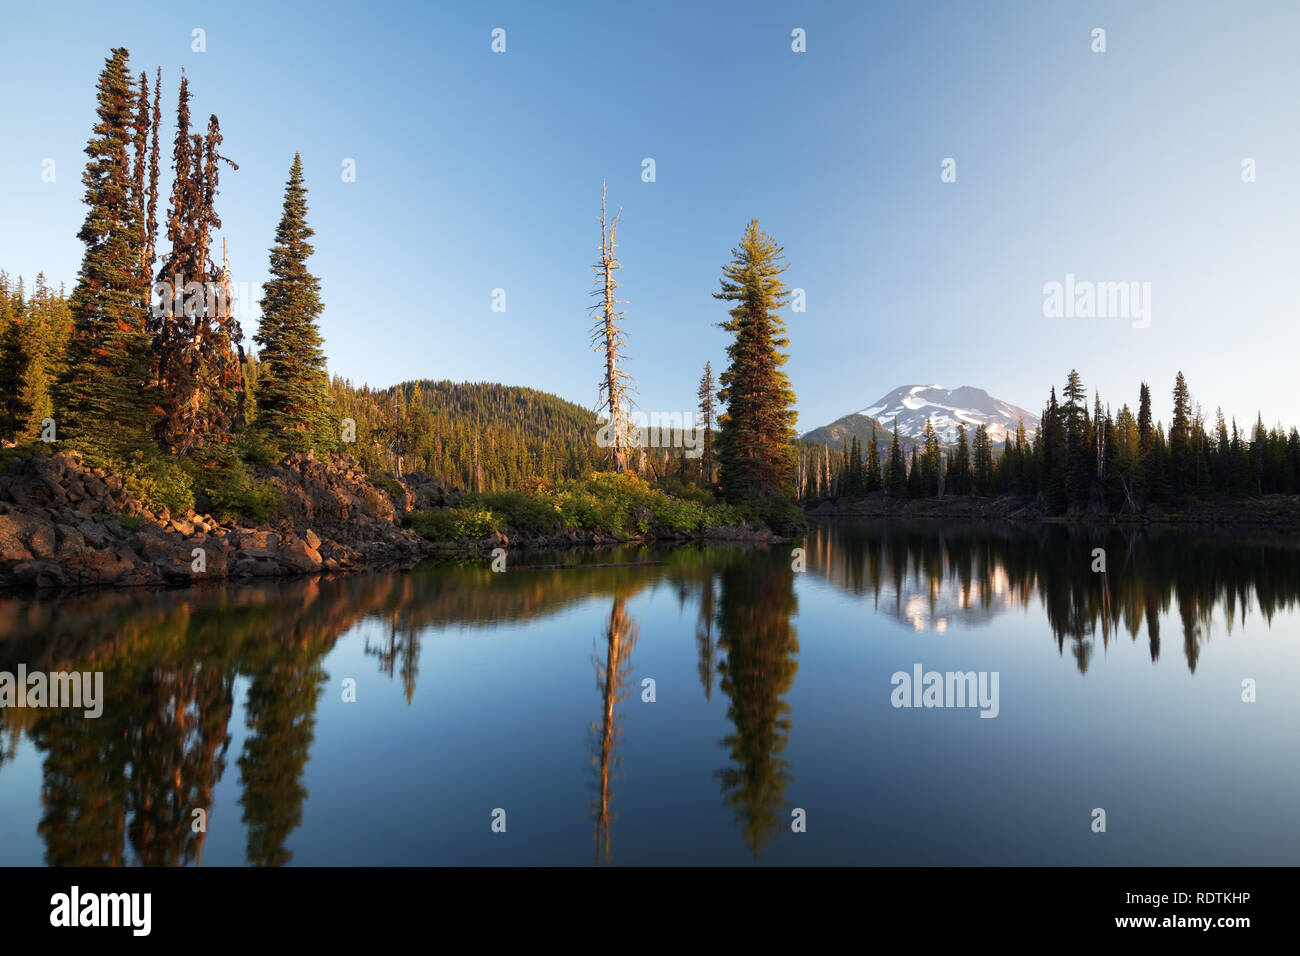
left=1169, top=371, right=1193, bottom=494
left=972, top=424, right=994, bottom=494
left=713, top=221, right=798, bottom=504
left=154, top=74, right=242, bottom=453
left=1062, top=369, right=1089, bottom=506
left=950, top=424, right=971, bottom=495
left=55, top=48, right=155, bottom=456
left=0, top=276, right=32, bottom=441
left=1038, top=387, right=1067, bottom=513
left=697, top=361, right=716, bottom=486
left=906, top=447, right=923, bottom=498
left=885, top=418, right=906, bottom=495
left=922, top=417, right=940, bottom=496
left=253, top=154, right=332, bottom=455
left=1136, top=382, right=1153, bottom=503
left=865, top=422, right=882, bottom=492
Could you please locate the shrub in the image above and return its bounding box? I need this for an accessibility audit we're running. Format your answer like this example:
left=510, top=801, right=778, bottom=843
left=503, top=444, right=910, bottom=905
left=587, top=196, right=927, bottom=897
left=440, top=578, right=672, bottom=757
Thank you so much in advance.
left=121, top=451, right=195, bottom=515
left=457, top=506, right=498, bottom=537
left=761, top=498, right=807, bottom=536
left=409, top=506, right=500, bottom=541
left=409, top=509, right=461, bottom=541
left=462, top=490, right=558, bottom=535
left=652, top=497, right=704, bottom=533
left=701, top=502, right=743, bottom=531
left=236, top=429, right=282, bottom=466
left=193, top=454, right=280, bottom=524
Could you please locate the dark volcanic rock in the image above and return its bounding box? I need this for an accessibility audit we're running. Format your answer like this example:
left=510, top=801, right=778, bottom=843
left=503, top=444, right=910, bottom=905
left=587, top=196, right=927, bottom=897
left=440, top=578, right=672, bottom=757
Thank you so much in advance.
left=0, top=449, right=435, bottom=591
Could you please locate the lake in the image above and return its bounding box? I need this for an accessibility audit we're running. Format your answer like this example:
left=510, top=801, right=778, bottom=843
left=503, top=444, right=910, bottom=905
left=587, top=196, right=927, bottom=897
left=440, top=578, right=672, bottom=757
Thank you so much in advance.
left=1, top=519, right=1297, bottom=866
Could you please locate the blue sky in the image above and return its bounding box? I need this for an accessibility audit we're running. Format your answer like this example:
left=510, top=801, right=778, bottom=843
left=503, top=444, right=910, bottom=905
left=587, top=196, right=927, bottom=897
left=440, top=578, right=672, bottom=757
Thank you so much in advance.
left=1, top=0, right=1297, bottom=433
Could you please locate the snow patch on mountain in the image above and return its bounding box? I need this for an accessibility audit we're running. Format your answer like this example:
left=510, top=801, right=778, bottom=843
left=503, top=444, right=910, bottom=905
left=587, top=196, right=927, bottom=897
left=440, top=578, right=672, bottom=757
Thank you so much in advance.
left=856, top=384, right=1039, bottom=445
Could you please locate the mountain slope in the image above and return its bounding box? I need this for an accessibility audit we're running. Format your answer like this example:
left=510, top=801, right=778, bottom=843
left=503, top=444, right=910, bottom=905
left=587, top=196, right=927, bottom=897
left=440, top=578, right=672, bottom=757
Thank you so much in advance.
left=799, top=412, right=924, bottom=456
left=805, top=384, right=1039, bottom=448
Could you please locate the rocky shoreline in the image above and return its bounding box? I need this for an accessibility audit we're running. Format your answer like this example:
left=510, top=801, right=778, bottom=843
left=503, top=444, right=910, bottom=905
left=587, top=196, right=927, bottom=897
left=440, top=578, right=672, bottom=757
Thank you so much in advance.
left=0, top=450, right=780, bottom=591
left=0, top=450, right=439, bottom=590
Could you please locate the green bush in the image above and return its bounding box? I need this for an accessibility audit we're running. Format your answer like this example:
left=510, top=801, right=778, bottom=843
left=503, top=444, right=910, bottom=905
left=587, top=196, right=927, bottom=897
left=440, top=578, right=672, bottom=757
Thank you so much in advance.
left=462, top=490, right=558, bottom=535
left=701, top=502, right=743, bottom=531
left=409, top=506, right=500, bottom=541
left=458, top=506, right=498, bottom=537
left=193, top=454, right=280, bottom=524
left=121, top=451, right=195, bottom=515
left=652, top=497, right=704, bottom=533
left=761, top=498, right=807, bottom=536
left=235, top=429, right=282, bottom=466
left=409, top=509, right=461, bottom=541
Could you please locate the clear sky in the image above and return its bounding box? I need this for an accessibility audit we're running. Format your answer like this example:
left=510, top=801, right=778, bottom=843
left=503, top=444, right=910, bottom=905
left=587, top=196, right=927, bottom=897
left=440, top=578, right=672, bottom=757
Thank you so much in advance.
left=1, top=0, right=1297, bottom=434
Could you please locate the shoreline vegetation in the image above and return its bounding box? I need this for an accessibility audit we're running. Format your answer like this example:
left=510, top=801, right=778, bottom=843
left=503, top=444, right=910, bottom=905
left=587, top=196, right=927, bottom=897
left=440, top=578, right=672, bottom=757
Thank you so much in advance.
left=805, top=490, right=1300, bottom=527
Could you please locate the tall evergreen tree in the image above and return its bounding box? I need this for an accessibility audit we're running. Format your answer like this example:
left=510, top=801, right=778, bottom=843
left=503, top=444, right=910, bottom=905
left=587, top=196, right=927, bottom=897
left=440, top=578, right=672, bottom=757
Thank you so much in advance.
left=0, top=278, right=32, bottom=440
left=950, top=424, right=972, bottom=495
left=1038, top=387, right=1067, bottom=513
left=55, top=48, right=155, bottom=456
left=885, top=417, right=906, bottom=495
left=972, top=424, right=994, bottom=494
left=906, top=447, right=923, bottom=498
left=154, top=75, right=242, bottom=453
left=697, top=361, right=716, bottom=486
left=1136, top=381, right=1154, bottom=503
left=253, top=154, right=332, bottom=455
left=1169, top=371, right=1193, bottom=494
left=713, top=221, right=798, bottom=504
left=921, top=417, right=940, bottom=496
left=865, top=422, right=882, bottom=492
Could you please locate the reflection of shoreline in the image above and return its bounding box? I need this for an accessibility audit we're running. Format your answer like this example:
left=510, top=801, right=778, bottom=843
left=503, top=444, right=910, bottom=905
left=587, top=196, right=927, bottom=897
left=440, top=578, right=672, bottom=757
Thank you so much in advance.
left=804, top=518, right=1300, bottom=674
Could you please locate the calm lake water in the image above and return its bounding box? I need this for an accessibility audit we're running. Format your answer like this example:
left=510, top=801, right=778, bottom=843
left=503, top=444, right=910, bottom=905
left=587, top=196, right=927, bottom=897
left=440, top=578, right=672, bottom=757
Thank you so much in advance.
left=1, top=519, right=1298, bottom=866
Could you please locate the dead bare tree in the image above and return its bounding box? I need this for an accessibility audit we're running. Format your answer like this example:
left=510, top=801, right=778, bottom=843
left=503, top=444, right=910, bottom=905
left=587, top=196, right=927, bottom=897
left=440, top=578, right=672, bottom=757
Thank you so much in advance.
left=590, top=182, right=634, bottom=472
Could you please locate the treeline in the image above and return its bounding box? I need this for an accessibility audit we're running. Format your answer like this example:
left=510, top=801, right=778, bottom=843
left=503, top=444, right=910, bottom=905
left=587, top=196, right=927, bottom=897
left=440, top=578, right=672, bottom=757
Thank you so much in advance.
left=0, top=273, right=73, bottom=441
left=809, top=369, right=1300, bottom=514
left=326, top=378, right=602, bottom=489
left=327, top=376, right=738, bottom=492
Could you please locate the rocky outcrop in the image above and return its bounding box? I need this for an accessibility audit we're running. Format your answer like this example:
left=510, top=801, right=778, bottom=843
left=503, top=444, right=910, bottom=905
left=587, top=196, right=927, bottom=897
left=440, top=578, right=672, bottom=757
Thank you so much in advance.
left=385, top=470, right=463, bottom=514
left=0, top=450, right=436, bottom=590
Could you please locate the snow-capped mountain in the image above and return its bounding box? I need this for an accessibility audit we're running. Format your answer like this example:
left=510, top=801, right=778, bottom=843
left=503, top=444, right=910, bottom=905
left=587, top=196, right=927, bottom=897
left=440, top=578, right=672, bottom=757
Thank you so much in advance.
left=860, top=385, right=1038, bottom=444
left=802, top=384, right=1039, bottom=449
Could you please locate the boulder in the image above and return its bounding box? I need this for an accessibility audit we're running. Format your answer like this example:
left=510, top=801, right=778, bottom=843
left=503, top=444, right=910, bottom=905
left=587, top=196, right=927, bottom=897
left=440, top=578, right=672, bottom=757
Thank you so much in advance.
left=26, top=523, right=57, bottom=560
left=13, top=560, right=66, bottom=589
left=277, top=537, right=323, bottom=573
left=0, top=513, right=35, bottom=564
